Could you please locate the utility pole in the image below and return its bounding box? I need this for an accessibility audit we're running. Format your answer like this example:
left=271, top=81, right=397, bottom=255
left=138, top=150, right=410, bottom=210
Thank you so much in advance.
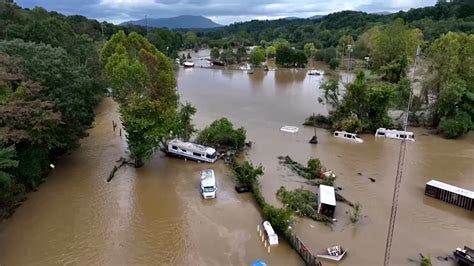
left=383, top=47, right=420, bottom=266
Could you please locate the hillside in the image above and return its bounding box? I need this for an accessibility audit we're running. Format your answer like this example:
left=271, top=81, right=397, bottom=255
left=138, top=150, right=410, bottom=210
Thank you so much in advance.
left=121, top=15, right=222, bottom=29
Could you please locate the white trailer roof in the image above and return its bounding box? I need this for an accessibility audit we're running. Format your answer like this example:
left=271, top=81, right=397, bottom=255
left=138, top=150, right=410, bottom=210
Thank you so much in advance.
left=319, top=185, right=336, bottom=206
left=426, top=180, right=473, bottom=199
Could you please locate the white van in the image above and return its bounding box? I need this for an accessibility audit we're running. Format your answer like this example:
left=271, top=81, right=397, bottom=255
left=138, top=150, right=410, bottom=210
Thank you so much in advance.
left=333, top=131, right=363, bottom=143
left=200, top=169, right=217, bottom=199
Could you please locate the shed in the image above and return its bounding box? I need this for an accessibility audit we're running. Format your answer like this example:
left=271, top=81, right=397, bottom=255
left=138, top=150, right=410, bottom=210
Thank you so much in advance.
left=318, top=185, right=336, bottom=218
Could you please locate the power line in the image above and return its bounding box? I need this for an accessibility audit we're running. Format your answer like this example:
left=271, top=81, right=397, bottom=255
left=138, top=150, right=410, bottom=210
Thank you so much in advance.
left=383, top=47, right=420, bottom=266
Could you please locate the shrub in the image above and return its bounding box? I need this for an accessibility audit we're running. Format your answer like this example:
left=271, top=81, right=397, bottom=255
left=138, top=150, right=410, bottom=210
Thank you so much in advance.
left=262, top=204, right=293, bottom=234
left=196, top=117, right=246, bottom=150
left=303, top=114, right=331, bottom=128
left=232, top=160, right=264, bottom=189
left=307, top=158, right=322, bottom=178
left=332, top=116, right=365, bottom=133
left=439, top=112, right=472, bottom=139
left=329, top=58, right=340, bottom=69
left=350, top=202, right=362, bottom=223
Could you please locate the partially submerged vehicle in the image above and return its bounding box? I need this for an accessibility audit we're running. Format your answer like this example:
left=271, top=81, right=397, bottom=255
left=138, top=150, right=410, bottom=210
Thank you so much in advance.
left=316, top=245, right=348, bottom=261
left=262, top=221, right=279, bottom=245
left=308, top=70, right=321, bottom=75
left=166, top=139, right=217, bottom=163
left=200, top=169, right=217, bottom=199
left=453, top=246, right=474, bottom=266
left=183, top=61, right=194, bottom=67
left=333, top=131, right=363, bottom=143
left=280, top=126, right=299, bottom=133
left=375, top=128, right=415, bottom=141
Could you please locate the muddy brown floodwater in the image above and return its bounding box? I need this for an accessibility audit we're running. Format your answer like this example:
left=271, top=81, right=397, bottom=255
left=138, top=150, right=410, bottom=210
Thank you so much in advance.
left=1, top=65, right=473, bottom=266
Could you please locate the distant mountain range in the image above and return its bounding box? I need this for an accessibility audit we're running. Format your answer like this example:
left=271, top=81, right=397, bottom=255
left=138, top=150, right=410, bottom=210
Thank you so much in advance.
left=120, top=15, right=222, bottom=29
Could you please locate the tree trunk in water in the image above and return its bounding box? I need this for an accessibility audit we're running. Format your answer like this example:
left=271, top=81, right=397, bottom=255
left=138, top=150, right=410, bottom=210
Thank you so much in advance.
left=134, top=157, right=144, bottom=168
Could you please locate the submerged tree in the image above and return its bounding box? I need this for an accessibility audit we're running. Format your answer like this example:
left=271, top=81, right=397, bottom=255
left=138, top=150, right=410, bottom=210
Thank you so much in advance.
left=102, top=31, right=177, bottom=166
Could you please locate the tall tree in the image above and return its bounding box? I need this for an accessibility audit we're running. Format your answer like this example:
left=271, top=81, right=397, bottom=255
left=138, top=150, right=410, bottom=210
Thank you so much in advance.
left=425, top=31, right=473, bottom=137
left=368, top=18, right=423, bottom=82
left=249, top=46, right=265, bottom=66
left=102, top=31, right=177, bottom=166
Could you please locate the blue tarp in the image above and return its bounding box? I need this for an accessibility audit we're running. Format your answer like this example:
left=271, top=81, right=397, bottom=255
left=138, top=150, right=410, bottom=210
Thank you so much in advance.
left=251, top=259, right=267, bottom=266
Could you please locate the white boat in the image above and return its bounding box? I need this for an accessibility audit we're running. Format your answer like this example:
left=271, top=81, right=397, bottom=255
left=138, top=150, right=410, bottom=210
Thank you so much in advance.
left=166, top=139, right=217, bottom=163
left=280, top=126, right=299, bottom=133
left=262, top=221, right=279, bottom=245
left=375, top=128, right=415, bottom=141
left=183, top=61, right=194, bottom=68
left=316, top=245, right=348, bottom=261
left=333, top=131, right=363, bottom=143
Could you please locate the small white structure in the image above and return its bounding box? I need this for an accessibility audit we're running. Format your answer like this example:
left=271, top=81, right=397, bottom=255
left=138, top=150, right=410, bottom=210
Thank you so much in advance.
left=200, top=169, right=217, bottom=199
left=318, top=185, right=336, bottom=218
left=262, top=221, right=279, bottom=245
left=375, top=128, right=415, bottom=141
left=317, top=245, right=348, bottom=261
left=333, top=131, right=363, bottom=143
left=167, top=139, right=217, bottom=163
left=280, top=126, right=299, bottom=133
left=183, top=61, right=194, bottom=68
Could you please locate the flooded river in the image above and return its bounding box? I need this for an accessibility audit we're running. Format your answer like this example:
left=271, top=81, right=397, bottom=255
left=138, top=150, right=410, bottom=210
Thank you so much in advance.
left=1, top=64, right=473, bottom=265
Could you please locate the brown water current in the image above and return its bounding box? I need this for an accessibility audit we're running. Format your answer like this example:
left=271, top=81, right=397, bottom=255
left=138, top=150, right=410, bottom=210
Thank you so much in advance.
left=0, top=63, right=473, bottom=266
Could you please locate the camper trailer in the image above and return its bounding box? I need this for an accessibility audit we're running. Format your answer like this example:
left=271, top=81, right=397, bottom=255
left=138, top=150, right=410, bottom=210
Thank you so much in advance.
left=166, top=139, right=217, bottom=163
left=375, top=128, right=415, bottom=141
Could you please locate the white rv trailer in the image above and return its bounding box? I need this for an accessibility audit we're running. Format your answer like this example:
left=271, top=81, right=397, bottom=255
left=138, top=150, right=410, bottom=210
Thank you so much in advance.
left=333, top=131, right=363, bottom=143
left=375, top=128, right=415, bottom=141
left=167, top=139, right=217, bottom=163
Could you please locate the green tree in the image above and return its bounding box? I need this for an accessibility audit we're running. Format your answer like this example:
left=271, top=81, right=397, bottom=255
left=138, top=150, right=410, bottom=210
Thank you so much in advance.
left=0, top=146, right=18, bottom=199
left=303, top=42, right=317, bottom=58
left=183, top=31, right=198, bottom=49
left=307, top=158, right=322, bottom=178
left=220, top=48, right=236, bottom=64
left=369, top=18, right=423, bottom=82
left=102, top=31, right=177, bottom=166
left=249, top=46, right=265, bottom=66
left=233, top=160, right=264, bottom=189
left=425, top=32, right=473, bottom=137
left=196, top=117, right=246, bottom=150
left=210, top=47, right=220, bottom=60
left=235, top=46, right=247, bottom=63
left=266, top=46, right=276, bottom=59
left=173, top=102, right=197, bottom=141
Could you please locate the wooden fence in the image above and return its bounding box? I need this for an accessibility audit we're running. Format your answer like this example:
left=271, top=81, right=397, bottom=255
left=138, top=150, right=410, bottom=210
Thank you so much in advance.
left=287, top=233, right=321, bottom=266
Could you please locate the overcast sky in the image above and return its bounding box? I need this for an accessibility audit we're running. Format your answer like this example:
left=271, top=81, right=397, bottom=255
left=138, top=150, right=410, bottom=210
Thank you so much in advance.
left=16, top=0, right=437, bottom=25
